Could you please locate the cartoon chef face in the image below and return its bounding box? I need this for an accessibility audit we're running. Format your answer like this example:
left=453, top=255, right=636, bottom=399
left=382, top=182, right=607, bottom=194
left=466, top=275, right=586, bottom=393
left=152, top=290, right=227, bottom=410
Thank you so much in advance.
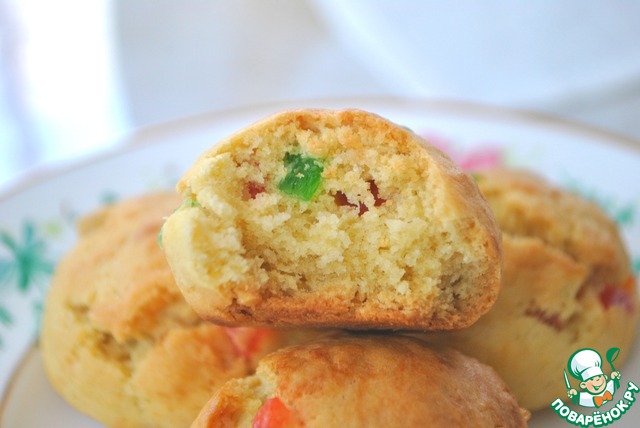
left=581, top=374, right=609, bottom=394
left=569, top=348, right=607, bottom=394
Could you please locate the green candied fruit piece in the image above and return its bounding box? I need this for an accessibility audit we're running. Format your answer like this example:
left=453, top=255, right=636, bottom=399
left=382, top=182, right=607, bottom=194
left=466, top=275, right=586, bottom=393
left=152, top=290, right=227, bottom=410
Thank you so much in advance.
left=157, top=225, right=165, bottom=249
left=181, top=197, right=200, bottom=208
left=277, top=152, right=324, bottom=201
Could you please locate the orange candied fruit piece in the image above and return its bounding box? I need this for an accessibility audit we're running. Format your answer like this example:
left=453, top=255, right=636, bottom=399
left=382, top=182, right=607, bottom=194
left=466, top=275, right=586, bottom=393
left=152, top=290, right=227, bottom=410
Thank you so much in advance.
left=253, top=397, right=302, bottom=428
left=599, top=276, right=637, bottom=314
left=223, top=327, right=277, bottom=360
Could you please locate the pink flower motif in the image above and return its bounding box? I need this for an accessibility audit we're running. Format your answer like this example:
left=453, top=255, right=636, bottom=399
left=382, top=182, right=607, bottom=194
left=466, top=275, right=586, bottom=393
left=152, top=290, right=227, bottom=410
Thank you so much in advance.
left=422, top=131, right=503, bottom=171
left=455, top=148, right=502, bottom=171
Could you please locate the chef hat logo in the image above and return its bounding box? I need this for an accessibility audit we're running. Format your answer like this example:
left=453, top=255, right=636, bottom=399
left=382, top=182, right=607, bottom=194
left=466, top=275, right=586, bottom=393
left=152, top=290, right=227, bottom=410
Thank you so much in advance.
left=568, top=348, right=604, bottom=381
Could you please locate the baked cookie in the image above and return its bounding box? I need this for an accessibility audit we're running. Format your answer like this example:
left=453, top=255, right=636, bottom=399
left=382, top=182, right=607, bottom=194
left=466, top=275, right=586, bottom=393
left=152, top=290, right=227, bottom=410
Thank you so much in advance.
left=162, top=109, right=501, bottom=330
left=423, top=168, right=638, bottom=411
left=40, top=192, right=319, bottom=428
left=191, top=334, right=530, bottom=428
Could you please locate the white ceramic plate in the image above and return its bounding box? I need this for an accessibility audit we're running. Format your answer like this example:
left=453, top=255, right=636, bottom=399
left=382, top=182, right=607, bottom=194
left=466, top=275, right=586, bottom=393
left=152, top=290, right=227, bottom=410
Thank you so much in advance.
left=1, top=97, right=639, bottom=427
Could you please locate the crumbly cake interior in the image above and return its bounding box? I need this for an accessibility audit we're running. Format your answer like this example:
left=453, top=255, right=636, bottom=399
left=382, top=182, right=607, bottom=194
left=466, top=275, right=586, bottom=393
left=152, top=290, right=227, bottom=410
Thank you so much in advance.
left=178, top=114, right=491, bottom=319
left=220, top=375, right=273, bottom=427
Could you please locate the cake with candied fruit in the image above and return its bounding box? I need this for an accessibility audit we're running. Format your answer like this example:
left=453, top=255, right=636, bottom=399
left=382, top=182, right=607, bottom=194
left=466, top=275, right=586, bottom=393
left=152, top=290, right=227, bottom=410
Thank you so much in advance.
left=191, top=334, right=530, bottom=428
left=161, top=109, right=502, bottom=330
left=40, top=192, right=319, bottom=428
left=423, top=168, right=639, bottom=411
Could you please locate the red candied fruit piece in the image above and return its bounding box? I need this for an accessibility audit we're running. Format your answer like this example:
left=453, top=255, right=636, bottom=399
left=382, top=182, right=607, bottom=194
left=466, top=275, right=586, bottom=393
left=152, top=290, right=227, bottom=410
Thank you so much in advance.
left=223, top=327, right=276, bottom=360
left=368, top=179, right=386, bottom=207
left=599, top=276, right=637, bottom=314
left=333, top=178, right=386, bottom=216
left=245, top=182, right=266, bottom=200
left=524, top=307, right=565, bottom=331
left=253, top=398, right=302, bottom=428
left=333, top=191, right=368, bottom=216
left=333, top=190, right=354, bottom=208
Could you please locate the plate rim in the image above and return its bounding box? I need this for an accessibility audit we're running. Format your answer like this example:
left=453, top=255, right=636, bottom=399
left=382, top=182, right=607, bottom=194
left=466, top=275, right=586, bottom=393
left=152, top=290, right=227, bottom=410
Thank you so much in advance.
left=0, top=345, right=38, bottom=427
left=2, top=95, right=640, bottom=203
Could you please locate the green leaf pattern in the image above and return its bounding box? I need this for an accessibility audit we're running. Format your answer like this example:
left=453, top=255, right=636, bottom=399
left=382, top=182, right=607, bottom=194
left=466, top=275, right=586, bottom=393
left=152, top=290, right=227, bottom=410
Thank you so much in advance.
left=0, top=223, right=53, bottom=293
left=0, top=221, right=54, bottom=349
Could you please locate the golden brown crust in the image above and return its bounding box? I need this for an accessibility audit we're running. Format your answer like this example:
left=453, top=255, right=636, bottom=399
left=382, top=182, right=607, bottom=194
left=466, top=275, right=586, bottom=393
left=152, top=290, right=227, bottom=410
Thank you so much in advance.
left=40, top=192, right=319, bottom=428
left=192, top=334, right=530, bottom=428
left=421, top=168, right=638, bottom=410
left=164, top=109, right=502, bottom=331
left=477, top=168, right=630, bottom=284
